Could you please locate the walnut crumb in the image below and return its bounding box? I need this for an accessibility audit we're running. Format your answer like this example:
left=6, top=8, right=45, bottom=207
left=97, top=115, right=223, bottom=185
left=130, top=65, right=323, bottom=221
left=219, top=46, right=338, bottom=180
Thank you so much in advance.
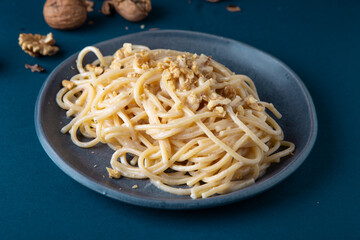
left=207, top=93, right=231, bottom=110
left=132, top=184, right=138, bottom=189
left=19, top=32, right=59, bottom=57
left=62, top=80, right=75, bottom=90
left=25, top=63, right=45, bottom=73
left=226, top=5, right=241, bottom=12
left=101, top=0, right=114, bottom=16
left=106, top=167, right=121, bottom=179
left=127, top=72, right=140, bottom=78
left=214, top=106, right=226, bottom=117
left=86, top=1, right=94, bottom=12
left=246, top=95, right=265, bottom=111
left=85, top=64, right=104, bottom=76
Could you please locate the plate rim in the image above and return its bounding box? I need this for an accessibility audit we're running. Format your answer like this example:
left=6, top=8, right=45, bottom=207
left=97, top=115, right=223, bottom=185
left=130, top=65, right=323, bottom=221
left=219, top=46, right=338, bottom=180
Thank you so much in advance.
left=34, top=29, right=318, bottom=209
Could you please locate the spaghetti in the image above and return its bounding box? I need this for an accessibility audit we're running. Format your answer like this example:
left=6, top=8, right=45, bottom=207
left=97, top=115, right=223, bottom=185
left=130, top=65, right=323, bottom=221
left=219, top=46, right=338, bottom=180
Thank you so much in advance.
left=56, top=43, right=295, bottom=199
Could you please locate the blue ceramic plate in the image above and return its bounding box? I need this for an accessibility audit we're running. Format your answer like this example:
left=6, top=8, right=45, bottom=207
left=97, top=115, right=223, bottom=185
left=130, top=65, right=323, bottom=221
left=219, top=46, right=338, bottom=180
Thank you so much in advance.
left=35, top=30, right=317, bottom=209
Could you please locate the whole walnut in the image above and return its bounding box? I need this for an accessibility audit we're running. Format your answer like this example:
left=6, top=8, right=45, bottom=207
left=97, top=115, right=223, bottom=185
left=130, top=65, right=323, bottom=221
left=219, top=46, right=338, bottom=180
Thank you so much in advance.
left=43, top=0, right=87, bottom=30
left=113, top=0, right=152, bottom=22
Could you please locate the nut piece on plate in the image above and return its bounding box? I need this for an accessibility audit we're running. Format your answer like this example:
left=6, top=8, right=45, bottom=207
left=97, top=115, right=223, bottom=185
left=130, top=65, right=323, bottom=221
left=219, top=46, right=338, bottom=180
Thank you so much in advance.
left=106, top=167, right=121, bottom=179
left=43, top=0, right=87, bottom=30
left=19, top=33, right=59, bottom=57
left=62, top=80, right=75, bottom=89
left=113, top=0, right=151, bottom=22
left=85, top=64, right=104, bottom=76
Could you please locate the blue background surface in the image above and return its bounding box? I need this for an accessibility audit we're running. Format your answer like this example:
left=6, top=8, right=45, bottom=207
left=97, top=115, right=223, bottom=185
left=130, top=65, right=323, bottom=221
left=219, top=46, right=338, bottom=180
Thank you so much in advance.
left=1, top=0, right=359, bottom=239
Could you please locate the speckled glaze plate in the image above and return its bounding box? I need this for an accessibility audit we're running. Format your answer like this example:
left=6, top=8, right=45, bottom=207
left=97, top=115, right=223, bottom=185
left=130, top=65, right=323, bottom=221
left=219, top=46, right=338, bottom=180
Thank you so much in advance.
left=35, top=30, right=317, bottom=209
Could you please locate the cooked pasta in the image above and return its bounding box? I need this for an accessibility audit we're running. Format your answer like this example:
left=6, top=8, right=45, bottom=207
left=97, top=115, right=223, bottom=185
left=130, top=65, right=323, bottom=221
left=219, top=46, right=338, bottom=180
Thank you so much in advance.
left=56, top=43, right=295, bottom=199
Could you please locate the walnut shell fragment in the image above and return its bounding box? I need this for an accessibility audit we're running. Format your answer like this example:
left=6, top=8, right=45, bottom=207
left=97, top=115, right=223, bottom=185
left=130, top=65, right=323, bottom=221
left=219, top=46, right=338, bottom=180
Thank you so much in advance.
left=19, top=33, right=59, bottom=57
left=101, top=0, right=115, bottom=16
left=43, top=0, right=87, bottom=30
left=113, top=0, right=152, bottom=22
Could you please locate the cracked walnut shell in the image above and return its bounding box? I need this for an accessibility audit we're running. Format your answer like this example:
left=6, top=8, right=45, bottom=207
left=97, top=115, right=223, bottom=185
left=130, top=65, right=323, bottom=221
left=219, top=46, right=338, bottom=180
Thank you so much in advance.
left=19, top=33, right=59, bottom=57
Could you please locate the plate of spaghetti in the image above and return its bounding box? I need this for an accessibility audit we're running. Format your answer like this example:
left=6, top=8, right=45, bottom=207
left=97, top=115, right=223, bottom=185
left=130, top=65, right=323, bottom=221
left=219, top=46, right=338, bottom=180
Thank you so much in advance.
left=35, top=30, right=317, bottom=209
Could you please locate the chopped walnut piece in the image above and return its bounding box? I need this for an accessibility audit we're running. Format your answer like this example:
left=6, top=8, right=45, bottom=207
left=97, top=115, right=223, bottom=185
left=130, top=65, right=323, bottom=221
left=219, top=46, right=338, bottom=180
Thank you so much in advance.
left=101, top=0, right=114, bottom=15
left=219, top=85, right=236, bottom=99
left=85, top=64, right=104, bottom=76
left=187, top=93, right=198, bottom=105
left=236, top=105, right=244, bottom=115
left=127, top=72, right=140, bottom=78
left=110, top=43, right=136, bottom=69
left=246, top=95, right=265, bottom=111
left=19, top=33, right=59, bottom=57
left=62, top=80, right=75, bottom=90
left=86, top=0, right=94, bottom=12
left=122, top=43, right=133, bottom=56
left=207, top=93, right=231, bottom=110
left=106, top=167, right=121, bottom=179
left=226, top=5, right=241, bottom=12
left=214, top=106, right=226, bottom=117
left=134, top=52, right=150, bottom=71
left=25, top=63, right=45, bottom=73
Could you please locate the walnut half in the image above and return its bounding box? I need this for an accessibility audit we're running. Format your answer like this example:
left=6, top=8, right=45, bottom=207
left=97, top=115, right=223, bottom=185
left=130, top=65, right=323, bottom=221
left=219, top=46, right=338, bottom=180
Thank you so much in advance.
left=19, top=33, right=59, bottom=57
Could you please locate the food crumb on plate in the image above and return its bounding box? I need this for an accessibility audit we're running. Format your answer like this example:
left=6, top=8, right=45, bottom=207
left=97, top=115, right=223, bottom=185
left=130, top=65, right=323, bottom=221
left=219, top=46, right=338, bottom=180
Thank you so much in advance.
left=106, top=167, right=121, bottom=179
left=132, top=184, right=138, bottom=189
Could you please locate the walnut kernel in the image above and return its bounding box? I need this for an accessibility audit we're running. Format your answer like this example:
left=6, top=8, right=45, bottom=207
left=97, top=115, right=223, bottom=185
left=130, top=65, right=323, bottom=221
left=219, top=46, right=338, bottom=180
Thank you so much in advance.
left=226, top=5, right=241, bottom=12
left=85, top=0, right=94, bottom=12
left=62, top=80, right=75, bottom=89
left=246, top=95, right=265, bottom=111
left=101, top=0, right=115, bottom=16
left=106, top=167, right=121, bottom=179
left=19, top=33, right=59, bottom=57
left=85, top=64, right=104, bottom=76
left=25, top=63, right=45, bottom=73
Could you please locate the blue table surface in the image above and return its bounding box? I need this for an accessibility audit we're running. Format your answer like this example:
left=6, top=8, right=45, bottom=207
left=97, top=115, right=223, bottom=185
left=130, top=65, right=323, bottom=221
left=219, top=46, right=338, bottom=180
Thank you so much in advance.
left=1, top=0, right=359, bottom=239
